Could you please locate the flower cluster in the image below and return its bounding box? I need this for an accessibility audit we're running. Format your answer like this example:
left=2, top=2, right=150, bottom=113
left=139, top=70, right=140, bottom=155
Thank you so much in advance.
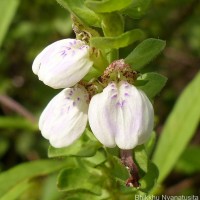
left=32, top=38, right=154, bottom=150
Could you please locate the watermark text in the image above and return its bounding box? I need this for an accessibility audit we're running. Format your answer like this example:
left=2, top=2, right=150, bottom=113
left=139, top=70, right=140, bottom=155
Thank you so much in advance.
left=135, top=195, right=199, bottom=200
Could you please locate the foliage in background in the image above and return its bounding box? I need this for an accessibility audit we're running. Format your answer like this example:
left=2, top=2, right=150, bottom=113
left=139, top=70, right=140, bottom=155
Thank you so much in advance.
left=0, top=0, right=200, bottom=199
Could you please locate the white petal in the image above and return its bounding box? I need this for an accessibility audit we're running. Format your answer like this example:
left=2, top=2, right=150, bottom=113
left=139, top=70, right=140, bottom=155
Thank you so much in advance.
left=39, top=85, right=89, bottom=148
left=88, top=90, right=116, bottom=148
left=88, top=81, right=154, bottom=149
left=32, top=39, right=93, bottom=89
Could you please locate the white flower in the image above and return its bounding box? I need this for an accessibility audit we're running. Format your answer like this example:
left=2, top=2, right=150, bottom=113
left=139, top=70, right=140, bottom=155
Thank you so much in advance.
left=88, top=81, right=154, bottom=149
left=39, top=85, right=89, bottom=148
left=32, top=39, right=93, bottom=89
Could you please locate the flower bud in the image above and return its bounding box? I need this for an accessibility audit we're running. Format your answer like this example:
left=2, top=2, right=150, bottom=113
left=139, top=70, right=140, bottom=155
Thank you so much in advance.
left=88, top=81, right=154, bottom=149
left=32, top=39, right=93, bottom=89
left=39, top=86, right=89, bottom=148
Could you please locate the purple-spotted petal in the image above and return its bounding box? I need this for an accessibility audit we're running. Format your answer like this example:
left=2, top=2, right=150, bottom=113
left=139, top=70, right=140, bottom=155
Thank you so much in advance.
left=39, top=85, right=89, bottom=148
left=88, top=81, right=154, bottom=149
left=32, top=39, right=93, bottom=89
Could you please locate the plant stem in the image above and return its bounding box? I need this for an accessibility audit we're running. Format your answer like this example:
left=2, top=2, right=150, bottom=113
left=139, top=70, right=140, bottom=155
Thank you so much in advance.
left=120, top=149, right=140, bottom=188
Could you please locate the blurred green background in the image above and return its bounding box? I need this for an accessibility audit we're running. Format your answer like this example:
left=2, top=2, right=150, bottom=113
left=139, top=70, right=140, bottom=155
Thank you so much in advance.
left=0, top=0, right=200, bottom=198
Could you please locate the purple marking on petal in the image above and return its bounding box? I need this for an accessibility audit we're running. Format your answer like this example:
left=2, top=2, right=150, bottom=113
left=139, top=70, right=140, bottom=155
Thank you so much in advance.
left=124, top=93, right=129, bottom=96
left=69, top=91, right=73, bottom=96
left=61, top=51, right=66, bottom=55
left=66, top=97, right=70, bottom=100
left=116, top=100, right=126, bottom=107
left=62, top=45, right=71, bottom=50
left=59, top=50, right=67, bottom=57
left=116, top=102, right=121, bottom=107
left=111, top=94, right=117, bottom=99
left=124, top=85, right=129, bottom=88
left=77, top=97, right=80, bottom=101
left=73, top=101, right=76, bottom=106
left=79, top=45, right=85, bottom=50
left=110, top=84, right=115, bottom=87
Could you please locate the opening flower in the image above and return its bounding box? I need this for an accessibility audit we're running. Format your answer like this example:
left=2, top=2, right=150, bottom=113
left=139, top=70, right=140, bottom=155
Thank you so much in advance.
left=88, top=81, right=154, bottom=149
left=39, top=85, right=89, bottom=148
left=32, top=39, right=93, bottom=89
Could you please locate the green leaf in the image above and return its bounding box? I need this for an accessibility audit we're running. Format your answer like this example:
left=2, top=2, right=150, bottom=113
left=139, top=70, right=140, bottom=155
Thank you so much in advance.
left=109, top=154, right=154, bottom=196
left=134, top=146, right=159, bottom=192
left=175, top=145, right=200, bottom=174
left=56, top=0, right=100, bottom=27
left=144, top=131, right=156, bottom=157
left=152, top=72, right=200, bottom=183
left=57, top=168, right=102, bottom=195
left=0, top=117, right=38, bottom=131
left=139, top=162, right=159, bottom=193
left=134, top=145, right=158, bottom=193
left=0, top=159, right=73, bottom=198
left=134, top=80, right=148, bottom=87
left=0, top=180, right=34, bottom=200
left=85, top=0, right=132, bottom=13
left=0, top=0, right=19, bottom=48
left=134, top=145, right=148, bottom=174
left=125, top=38, right=166, bottom=71
left=62, top=193, right=104, bottom=200
left=107, top=153, right=155, bottom=196
left=109, top=156, right=130, bottom=183
left=137, top=72, right=167, bottom=99
left=48, top=135, right=101, bottom=158
left=123, top=0, right=151, bottom=19
left=90, top=29, right=145, bottom=49
left=84, top=148, right=107, bottom=167
left=41, top=174, right=66, bottom=200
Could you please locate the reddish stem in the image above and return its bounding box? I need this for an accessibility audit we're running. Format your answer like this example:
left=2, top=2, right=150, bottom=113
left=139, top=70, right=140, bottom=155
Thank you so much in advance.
left=120, top=149, right=140, bottom=188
